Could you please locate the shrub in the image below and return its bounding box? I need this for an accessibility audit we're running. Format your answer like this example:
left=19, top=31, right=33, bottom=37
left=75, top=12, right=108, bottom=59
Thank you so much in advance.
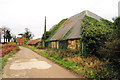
left=1, top=42, right=19, bottom=57
left=97, top=38, right=120, bottom=61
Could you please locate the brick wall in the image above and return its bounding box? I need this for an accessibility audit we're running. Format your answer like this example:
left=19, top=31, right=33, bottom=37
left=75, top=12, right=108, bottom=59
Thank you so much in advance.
left=68, top=39, right=80, bottom=50
left=16, top=37, right=24, bottom=45
left=50, top=39, right=80, bottom=50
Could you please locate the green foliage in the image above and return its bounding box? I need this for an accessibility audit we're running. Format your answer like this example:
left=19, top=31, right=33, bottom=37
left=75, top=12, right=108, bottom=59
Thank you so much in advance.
left=45, top=42, right=51, bottom=48
left=80, top=16, right=120, bottom=78
left=24, top=38, right=29, bottom=44
left=42, top=31, right=51, bottom=40
left=43, top=18, right=68, bottom=41
left=19, top=28, right=34, bottom=40
left=44, top=16, right=47, bottom=40
left=36, top=41, right=44, bottom=49
left=113, top=17, right=120, bottom=38
left=24, top=46, right=82, bottom=76
left=62, top=28, right=73, bottom=40
left=81, top=15, right=113, bottom=55
left=6, top=30, right=12, bottom=42
left=59, top=40, right=68, bottom=50
left=25, top=45, right=119, bottom=78
left=98, top=39, right=120, bottom=59
left=25, top=28, right=34, bottom=40
left=101, top=18, right=114, bottom=28
left=1, top=50, right=19, bottom=69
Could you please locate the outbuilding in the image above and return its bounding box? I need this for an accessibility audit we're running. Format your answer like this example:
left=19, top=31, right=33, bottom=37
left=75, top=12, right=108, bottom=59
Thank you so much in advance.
left=47, top=10, right=101, bottom=50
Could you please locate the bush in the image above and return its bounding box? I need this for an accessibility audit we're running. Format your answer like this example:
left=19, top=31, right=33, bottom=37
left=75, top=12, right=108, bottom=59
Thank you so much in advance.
left=1, top=42, right=19, bottom=57
left=97, top=38, right=120, bottom=61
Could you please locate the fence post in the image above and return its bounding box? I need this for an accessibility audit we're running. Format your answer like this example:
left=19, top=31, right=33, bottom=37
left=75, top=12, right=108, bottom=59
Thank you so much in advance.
left=57, top=41, right=59, bottom=49
left=82, top=42, right=84, bottom=54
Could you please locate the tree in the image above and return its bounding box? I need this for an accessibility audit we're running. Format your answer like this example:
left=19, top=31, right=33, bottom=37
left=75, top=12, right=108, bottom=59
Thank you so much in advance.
left=24, top=28, right=34, bottom=40
left=2, top=27, right=7, bottom=43
left=18, top=33, right=24, bottom=37
left=19, top=28, right=34, bottom=40
left=0, top=28, right=2, bottom=43
left=11, top=34, right=16, bottom=42
left=41, top=16, right=47, bottom=47
left=6, top=29, right=12, bottom=42
left=2, top=27, right=12, bottom=43
left=44, top=16, right=47, bottom=40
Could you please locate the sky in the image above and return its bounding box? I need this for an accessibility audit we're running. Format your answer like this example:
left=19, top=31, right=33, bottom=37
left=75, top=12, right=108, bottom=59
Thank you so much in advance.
left=0, top=0, right=120, bottom=40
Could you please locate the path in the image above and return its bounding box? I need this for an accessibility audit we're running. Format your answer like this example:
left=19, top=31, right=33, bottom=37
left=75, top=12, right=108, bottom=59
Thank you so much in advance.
left=2, top=46, right=80, bottom=78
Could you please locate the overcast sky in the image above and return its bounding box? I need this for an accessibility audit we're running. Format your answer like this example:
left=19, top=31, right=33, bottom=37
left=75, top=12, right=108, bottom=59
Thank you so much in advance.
left=0, top=0, right=120, bottom=39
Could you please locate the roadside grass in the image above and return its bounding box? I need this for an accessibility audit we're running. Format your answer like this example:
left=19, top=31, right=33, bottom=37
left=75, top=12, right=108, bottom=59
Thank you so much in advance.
left=23, top=45, right=119, bottom=79
left=0, top=42, right=20, bottom=69
left=23, top=45, right=85, bottom=77
left=1, top=50, right=19, bottom=69
left=0, top=49, right=19, bottom=76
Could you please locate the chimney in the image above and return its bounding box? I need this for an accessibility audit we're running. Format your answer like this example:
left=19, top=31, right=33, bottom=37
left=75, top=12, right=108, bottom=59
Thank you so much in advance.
left=118, top=1, right=120, bottom=17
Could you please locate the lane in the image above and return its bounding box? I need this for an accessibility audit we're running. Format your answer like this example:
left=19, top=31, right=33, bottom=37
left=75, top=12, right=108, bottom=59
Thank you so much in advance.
left=2, top=46, right=80, bottom=78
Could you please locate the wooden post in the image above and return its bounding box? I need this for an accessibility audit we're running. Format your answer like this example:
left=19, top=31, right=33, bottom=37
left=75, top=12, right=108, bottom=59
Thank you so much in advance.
left=82, top=42, right=84, bottom=54
left=57, top=41, right=59, bottom=49
left=42, top=41, right=45, bottom=47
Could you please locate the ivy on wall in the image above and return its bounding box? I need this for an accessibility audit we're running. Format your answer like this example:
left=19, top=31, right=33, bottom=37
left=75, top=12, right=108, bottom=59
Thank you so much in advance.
left=80, top=15, right=113, bottom=55
left=59, top=40, right=68, bottom=50
left=62, top=27, right=73, bottom=40
left=42, top=18, right=68, bottom=41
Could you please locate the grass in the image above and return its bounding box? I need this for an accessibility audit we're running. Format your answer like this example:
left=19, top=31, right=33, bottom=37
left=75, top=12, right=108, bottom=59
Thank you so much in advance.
left=1, top=50, right=19, bottom=69
left=23, top=45, right=119, bottom=79
left=23, top=45, right=85, bottom=77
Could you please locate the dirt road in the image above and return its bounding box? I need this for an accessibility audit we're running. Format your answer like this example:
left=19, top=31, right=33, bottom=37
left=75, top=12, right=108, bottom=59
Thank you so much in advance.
left=2, top=46, right=80, bottom=78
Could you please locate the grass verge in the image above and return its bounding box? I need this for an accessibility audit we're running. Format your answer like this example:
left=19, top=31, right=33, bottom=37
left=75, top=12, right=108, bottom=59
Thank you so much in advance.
left=0, top=50, right=19, bottom=69
left=23, top=45, right=86, bottom=77
left=23, top=45, right=119, bottom=79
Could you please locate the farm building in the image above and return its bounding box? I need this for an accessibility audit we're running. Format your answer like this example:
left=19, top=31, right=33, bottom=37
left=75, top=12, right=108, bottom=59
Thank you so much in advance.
left=44, top=10, right=101, bottom=50
left=16, top=37, right=25, bottom=45
left=26, top=38, right=41, bottom=46
left=44, top=10, right=112, bottom=51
